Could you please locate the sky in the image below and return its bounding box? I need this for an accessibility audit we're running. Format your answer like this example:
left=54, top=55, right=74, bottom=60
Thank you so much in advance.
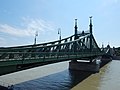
left=0, top=0, right=120, bottom=47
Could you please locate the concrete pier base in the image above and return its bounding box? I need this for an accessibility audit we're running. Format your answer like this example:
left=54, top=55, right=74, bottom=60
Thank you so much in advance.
left=69, top=61, right=100, bottom=73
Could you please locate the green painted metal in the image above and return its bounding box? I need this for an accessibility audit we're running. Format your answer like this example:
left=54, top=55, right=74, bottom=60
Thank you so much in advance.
left=0, top=18, right=107, bottom=75
left=0, top=51, right=104, bottom=66
left=0, top=65, right=17, bottom=75
left=0, top=34, right=103, bottom=67
left=0, top=34, right=103, bottom=63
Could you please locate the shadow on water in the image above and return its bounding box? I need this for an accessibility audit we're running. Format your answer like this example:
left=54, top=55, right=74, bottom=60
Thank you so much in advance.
left=1, top=60, right=110, bottom=90
left=69, top=70, right=92, bottom=88
left=11, top=70, right=93, bottom=90
left=0, top=86, right=8, bottom=90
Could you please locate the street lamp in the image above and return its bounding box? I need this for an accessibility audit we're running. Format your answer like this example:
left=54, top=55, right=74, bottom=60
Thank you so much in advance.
left=58, top=28, right=61, bottom=40
left=34, top=31, right=38, bottom=45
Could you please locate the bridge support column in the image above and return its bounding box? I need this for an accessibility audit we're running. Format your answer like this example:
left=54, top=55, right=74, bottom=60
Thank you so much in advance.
left=89, top=58, right=93, bottom=63
left=101, top=55, right=112, bottom=62
left=69, top=60, right=100, bottom=73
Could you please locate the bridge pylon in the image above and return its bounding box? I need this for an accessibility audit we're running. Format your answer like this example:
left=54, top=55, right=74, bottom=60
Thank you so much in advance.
left=89, top=16, right=93, bottom=63
left=74, top=19, right=78, bottom=40
left=69, top=17, right=100, bottom=72
left=73, top=19, right=78, bottom=62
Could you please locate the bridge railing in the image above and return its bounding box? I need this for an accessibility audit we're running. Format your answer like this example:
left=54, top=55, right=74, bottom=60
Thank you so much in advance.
left=0, top=51, right=104, bottom=62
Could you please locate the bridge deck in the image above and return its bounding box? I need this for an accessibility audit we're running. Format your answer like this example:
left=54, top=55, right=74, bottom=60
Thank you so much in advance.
left=0, top=52, right=103, bottom=66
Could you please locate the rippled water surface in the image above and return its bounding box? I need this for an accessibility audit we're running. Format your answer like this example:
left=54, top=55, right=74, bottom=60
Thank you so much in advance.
left=72, top=60, right=120, bottom=90
left=1, top=60, right=120, bottom=90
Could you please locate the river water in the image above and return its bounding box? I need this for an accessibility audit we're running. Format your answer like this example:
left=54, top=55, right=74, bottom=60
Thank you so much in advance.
left=0, top=60, right=120, bottom=90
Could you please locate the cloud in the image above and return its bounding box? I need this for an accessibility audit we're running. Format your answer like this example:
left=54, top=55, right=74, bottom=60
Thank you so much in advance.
left=0, top=18, right=56, bottom=37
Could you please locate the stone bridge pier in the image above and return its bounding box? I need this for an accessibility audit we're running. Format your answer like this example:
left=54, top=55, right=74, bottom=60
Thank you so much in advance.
left=69, top=56, right=112, bottom=73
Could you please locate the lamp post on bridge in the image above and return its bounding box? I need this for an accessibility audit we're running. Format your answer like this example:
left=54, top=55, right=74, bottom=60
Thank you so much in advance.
left=58, top=28, right=61, bottom=53
left=58, top=28, right=61, bottom=41
left=34, top=31, right=38, bottom=45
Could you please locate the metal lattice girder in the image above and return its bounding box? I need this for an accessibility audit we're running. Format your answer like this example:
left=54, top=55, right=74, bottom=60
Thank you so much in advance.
left=0, top=30, right=104, bottom=62
left=0, top=33, right=87, bottom=52
left=0, top=51, right=104, bottom=62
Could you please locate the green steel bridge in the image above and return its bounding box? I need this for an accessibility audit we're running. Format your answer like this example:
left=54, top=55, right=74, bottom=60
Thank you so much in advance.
left=0, top=17, right=111, bottom=75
